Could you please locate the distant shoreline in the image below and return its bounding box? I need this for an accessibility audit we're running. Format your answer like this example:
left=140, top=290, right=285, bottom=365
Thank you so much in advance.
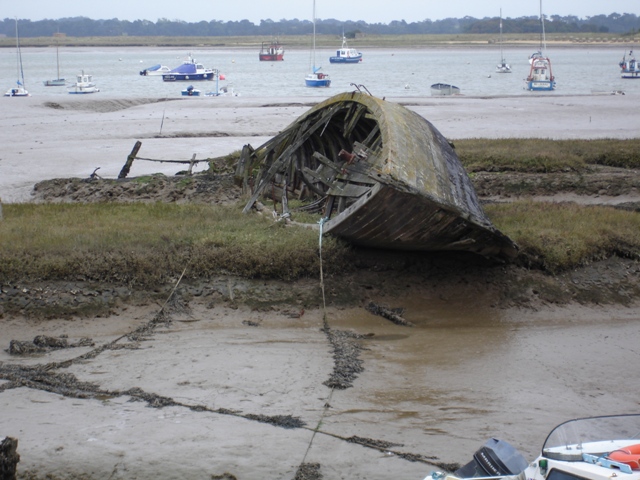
left=1, top=33, right=638, bottom=49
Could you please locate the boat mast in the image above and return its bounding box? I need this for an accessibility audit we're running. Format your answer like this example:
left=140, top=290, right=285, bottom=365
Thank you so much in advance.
left=56, top=42, right=60, bottom=79
left=312, top=0, right=317, bottom=71
left=15, top=19, right=26, bottom=89
left=499, top=8, right=504, bottom=63
left=539, top=0, right=547, bottom=54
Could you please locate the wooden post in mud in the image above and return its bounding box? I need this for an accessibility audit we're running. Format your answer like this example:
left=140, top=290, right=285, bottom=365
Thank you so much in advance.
left=0, top=197, right=3, bottom=221
left=0, top=436, right=20, bottom=480
left=118, top=141, right=142, bottom=179
left=187, top=154, right=196, bottom=175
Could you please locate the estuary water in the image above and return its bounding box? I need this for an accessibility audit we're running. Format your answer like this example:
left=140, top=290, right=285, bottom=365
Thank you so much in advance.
left=1, top=45, right=639, bottom=99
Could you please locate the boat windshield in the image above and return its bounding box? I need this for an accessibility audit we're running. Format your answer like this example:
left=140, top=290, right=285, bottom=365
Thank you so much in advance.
left=542, top=415, right=640, bottom=461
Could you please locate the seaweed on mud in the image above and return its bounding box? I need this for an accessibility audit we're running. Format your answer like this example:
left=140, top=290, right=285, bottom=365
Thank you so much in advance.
left=365, top=302, right=414, bottom=327
left=322, top=328, right=365, bottom=390
left=243, top=414, right=306, bottom=429
left=346, top=436, right=403, bottom=449
left=124, top=387, right=179, bottom=408
left=8, top=335, right=95, bottom=355
left=294, top=462, right=322, bottom=480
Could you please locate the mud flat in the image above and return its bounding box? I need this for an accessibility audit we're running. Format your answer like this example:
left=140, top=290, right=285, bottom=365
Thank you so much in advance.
left=2, top=93, right=640, bottom=203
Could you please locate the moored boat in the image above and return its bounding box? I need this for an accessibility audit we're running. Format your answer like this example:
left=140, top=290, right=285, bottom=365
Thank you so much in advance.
left=305, top=0, right=331, bottom=87
left=259, top=39, right=284, bottom=61
left=181, top=85, right=201, bottom=96
left=526, top=51, right=556, bottom=91
left=619, top=50, right=640, bottom=79
left=526, top=0, right=556, bottom=91
left=496, top=9, right=511, bottom=73
left=43, top=42, right=65, bottom=86
left=4, top=19, right=30, bottom=97
left=430, top=83, right=460, bottom=96
left=67, top=71, right=100, bottom=94
left=423, top=414, right=640, bottom=480
left=140, top=64, right=171, bottom=76
left=329, top=35, right=362, bottom=64
left=237, top=91, right=517, bottom=258
left=162, top=54, right=215, bottom=82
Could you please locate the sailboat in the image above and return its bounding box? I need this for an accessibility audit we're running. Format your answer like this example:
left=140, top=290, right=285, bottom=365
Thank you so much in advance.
left=305, top=0, right=331, bottom=87
left=43, top=42, right=65, bottom=86
left=526, top=0, right=556, bottom=91
left=4, top=19, right=30, bottom=97
left=495, top=9, right=511, bottom=73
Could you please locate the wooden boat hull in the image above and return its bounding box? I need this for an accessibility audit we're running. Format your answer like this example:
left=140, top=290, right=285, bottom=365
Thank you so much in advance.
left=237, top=92, right=517, bottom=259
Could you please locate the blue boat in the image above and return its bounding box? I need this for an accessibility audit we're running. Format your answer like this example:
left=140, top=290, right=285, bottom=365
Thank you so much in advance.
left=181, top=85, right=201, bottom=96
left=526, top=51, right=556, bottom=91
left=305, top=0, right=331, bottom=88
left=329, top=36, right=362, bottom=64
left=162, top=54, right=215, bottom=82
left=620, top=50, right=640, bottom=79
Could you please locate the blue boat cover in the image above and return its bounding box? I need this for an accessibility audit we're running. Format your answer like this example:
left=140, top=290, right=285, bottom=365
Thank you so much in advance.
left=170, top=63, right=198, bottom=74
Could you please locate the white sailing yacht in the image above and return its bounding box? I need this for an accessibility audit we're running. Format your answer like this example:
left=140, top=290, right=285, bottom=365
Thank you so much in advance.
left=496, top=9, right=511, bottom=73
left=4, top=19, right=30, bottom=97
left=305, top=0, right=331, bottom=87
left=44, top=41, right=66, bottom=86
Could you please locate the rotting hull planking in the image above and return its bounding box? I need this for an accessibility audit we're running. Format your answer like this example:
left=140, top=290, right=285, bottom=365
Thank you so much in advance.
left=237, top=91, right=517, bottom=259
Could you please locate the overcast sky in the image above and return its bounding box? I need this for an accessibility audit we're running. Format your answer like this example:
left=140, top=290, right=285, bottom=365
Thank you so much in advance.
left=4, top=0, right=639, bottom=24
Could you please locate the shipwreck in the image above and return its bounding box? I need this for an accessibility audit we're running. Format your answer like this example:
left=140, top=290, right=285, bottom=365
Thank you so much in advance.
left=236, top=91, right=517, bottom=259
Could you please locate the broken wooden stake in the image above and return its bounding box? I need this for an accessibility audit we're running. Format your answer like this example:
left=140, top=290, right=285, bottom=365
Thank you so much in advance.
left=118, top=140, right=142, bottom=179
left=0, top=437, right=20, bottom=480
left=187, top=154, right=197, bottom=175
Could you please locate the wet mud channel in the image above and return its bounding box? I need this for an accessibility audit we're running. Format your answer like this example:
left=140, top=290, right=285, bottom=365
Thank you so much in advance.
left=1, top=281, right=639, bottom=479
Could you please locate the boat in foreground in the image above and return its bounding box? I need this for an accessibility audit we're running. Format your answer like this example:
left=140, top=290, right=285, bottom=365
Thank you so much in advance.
left=619, top=50, right=640, bottom=79
left=430, top=83, right=460, bottom=96
left=4, top=19, right=30, bottom=97
left=67, top=72, right=100, bottom=94
left=424, top=414, right=640, bottom=480
left=140, top=64, right=171, bottom=76
left=329, top=35, right=362, bottom=64
left=259, top=39, right=284, bottom=61
left=162, top=54, right=215, bottom=82
left=237, top=91, right=516, bottom=258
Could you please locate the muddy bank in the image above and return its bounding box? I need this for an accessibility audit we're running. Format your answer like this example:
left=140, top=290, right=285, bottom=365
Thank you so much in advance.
left=1, top=271, right=639, bottom=479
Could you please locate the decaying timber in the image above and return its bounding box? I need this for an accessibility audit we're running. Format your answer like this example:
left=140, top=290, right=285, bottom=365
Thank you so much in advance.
left=237, top=92, right=517, bottom=258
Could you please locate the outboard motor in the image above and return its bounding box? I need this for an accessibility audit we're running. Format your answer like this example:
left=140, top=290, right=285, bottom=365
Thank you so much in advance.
left=454, top=438, right=528, bottom=478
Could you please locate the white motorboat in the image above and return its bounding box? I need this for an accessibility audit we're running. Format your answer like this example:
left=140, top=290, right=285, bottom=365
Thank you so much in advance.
left=619, top=50, right=640, bottom=79
left=140, top=64, right=171, bottom=76
left=424, top=414, right=640, bottom=480
left=68, top=71, right=100, bottom=94
left=4, top=19, right=30, bottom=97
left=329, top=35, right=363, bottom=64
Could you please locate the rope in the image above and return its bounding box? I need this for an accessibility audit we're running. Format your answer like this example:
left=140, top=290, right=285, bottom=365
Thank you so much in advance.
left=299, top=217, right=332, bottom=467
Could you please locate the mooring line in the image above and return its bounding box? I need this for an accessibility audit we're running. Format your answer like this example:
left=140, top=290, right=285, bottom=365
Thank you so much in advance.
left=299, top=218, right=333, bottom=467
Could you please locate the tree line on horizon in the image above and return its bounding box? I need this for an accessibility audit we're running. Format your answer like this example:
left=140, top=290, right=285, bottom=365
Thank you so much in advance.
left=1, top=13, right=639, bottom=38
